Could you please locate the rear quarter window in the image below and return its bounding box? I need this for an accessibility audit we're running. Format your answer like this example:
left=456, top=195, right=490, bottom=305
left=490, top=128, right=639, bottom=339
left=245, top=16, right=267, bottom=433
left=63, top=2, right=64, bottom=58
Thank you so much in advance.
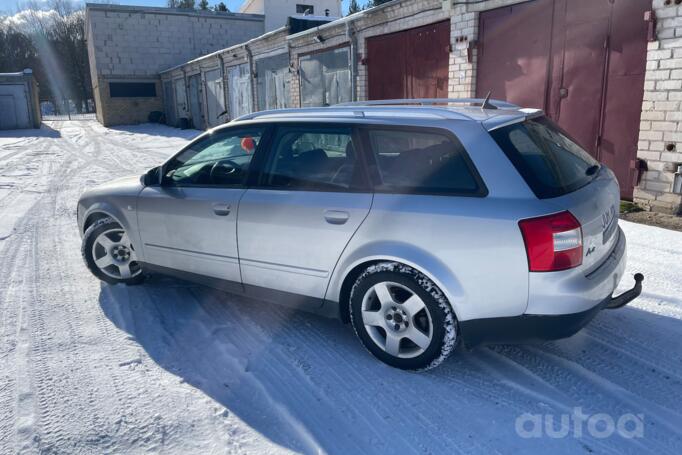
left=366, top=128, right=485, bottom=196
left=489, top=116, right=600, bottom=199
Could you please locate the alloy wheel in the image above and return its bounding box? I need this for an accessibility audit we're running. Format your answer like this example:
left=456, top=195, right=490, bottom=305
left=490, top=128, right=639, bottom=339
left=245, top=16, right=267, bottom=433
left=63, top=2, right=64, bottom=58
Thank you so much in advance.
left=91, top=228, right=142, bottom=280
left=360, top=281, right=433, bottom=358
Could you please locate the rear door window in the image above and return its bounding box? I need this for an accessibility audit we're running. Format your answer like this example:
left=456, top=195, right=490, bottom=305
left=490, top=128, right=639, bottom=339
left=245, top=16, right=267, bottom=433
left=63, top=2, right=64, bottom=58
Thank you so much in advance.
left=260, top=125, right=362, bottom=191
left=489, top=116, right=600, bottom=199
left=365, top=128, right=485, bottom=196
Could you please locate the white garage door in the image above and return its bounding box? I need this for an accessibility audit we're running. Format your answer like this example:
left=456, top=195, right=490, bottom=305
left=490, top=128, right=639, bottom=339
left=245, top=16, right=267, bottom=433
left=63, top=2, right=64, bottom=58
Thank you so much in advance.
left=204, top=68, right=225, bottom=128
left=0, top=84, right=31, bottom=130
left=173, top=78, right=188, bottom=120
left=227, top=63, right=252, bottom=120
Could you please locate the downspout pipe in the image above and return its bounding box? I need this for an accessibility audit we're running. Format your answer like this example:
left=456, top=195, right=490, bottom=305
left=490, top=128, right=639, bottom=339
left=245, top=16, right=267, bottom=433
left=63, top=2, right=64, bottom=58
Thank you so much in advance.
left=245, top=44, right=256, bottom=112
left=217, top=53, right=228, bottom=121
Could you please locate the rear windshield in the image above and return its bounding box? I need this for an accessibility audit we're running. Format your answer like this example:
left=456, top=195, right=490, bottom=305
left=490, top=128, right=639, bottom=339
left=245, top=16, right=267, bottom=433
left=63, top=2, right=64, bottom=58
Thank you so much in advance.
left=489, top=116, right=600, bottom=199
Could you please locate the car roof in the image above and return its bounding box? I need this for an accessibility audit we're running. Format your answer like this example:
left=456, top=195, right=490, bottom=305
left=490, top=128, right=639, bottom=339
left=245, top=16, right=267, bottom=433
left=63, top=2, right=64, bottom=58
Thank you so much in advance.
left=225, top=99, right=543, bottom=131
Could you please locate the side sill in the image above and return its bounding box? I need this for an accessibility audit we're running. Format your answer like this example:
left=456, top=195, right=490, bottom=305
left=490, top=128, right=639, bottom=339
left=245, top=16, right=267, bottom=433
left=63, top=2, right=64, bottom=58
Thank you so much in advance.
left=139, top=262, right=340, bottom=318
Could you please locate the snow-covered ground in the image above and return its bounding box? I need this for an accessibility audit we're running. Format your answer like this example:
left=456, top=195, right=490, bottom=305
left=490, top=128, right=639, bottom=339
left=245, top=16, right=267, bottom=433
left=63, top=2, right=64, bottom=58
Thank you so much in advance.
left=1, top=120, right=681, bottom=454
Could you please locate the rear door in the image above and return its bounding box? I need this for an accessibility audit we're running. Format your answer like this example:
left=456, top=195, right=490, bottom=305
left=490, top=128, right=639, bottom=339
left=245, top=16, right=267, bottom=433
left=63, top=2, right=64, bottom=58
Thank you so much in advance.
left=237, top=123, right=372, bottom=307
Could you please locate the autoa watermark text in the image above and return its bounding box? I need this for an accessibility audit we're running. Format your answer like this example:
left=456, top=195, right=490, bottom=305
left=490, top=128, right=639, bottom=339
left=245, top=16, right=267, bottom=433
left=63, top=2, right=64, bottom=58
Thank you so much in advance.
left=515, top=407, right=644, bottom=439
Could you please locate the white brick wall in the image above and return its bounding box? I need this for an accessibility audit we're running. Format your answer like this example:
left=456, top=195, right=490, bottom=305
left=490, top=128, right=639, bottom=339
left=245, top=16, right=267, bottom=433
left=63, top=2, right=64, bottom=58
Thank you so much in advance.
left=634, top=0, right=682, bottom=213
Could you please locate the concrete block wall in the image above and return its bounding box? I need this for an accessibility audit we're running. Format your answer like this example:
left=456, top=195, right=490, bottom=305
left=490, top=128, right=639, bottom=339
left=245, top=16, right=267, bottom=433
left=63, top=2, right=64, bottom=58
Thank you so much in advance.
left=86, top=4, right=264, bottom=126
left=634, top=0, right=682, bottom=214
left=86, top=5, right=264, bottom=77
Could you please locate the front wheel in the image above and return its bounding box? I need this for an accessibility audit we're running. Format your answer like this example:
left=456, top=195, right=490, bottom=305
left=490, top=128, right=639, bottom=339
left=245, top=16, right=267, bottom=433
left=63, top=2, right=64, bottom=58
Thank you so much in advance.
left=82, top=217, right=145, bottom=285
left=349, top=262, right=458, bottom=371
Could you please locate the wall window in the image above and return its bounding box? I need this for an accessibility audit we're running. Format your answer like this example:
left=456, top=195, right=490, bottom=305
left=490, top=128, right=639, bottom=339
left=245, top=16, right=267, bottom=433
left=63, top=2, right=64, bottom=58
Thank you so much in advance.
left=109, top=82, right=156, bottom=98
left=296, top=4, right=314, bottom=14
left=262, top=126, right=359, bottom=190
left=163, top=128, right=264, bottom=187
left=367, top=129, right=483, bottom=195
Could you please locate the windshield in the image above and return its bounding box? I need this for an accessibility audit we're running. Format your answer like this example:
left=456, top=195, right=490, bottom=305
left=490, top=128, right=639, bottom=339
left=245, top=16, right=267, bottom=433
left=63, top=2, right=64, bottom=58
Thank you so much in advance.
left=489, top=116, right=600, bottom=199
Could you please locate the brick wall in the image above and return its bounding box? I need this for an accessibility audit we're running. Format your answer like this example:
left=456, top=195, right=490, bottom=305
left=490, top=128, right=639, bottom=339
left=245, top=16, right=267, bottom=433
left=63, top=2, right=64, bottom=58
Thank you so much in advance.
left=634, top=0, right=682, bottom=214
left=95, top=77, right=164, bottom=126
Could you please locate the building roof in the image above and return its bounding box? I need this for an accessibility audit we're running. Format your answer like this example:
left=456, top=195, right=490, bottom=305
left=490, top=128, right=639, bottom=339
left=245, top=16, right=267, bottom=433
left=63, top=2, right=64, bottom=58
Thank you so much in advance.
left=84, top=3, right=263, bottom=20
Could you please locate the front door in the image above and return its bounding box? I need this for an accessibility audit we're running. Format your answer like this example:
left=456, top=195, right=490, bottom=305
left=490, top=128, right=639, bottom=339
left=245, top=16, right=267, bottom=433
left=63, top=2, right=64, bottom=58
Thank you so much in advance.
left=137, top=126, right=266, bottom=286
left=237, top=124, right=372, bottom=307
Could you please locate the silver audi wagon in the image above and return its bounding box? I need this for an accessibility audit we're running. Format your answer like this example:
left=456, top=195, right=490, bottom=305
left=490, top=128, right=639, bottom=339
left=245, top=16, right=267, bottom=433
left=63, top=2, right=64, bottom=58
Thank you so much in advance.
left=77, top=99, right=643, bottom=370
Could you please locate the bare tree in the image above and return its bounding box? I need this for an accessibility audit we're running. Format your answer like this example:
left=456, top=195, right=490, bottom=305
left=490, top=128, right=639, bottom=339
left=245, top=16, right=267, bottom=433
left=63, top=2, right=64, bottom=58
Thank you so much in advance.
left=14, top=0, right=93, bottom=112
left=347, top=0, right=365, bottom=15
left=167, top=0, right=200, bottom=11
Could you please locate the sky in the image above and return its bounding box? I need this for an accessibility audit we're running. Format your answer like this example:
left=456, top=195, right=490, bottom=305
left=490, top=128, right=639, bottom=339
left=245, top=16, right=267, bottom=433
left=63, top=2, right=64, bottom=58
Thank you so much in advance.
left=0, top=0, right=353, bottom=15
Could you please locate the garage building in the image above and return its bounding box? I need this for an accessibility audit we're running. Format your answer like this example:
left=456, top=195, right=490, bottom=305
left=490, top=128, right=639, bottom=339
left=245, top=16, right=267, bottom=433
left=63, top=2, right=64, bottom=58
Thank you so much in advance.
left=0, top=70, right=41, bottom=130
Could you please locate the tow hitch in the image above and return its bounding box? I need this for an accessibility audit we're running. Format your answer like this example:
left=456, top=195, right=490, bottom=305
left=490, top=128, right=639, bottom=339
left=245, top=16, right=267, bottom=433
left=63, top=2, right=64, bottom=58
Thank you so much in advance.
left=607, top=273, right=644, bottom=309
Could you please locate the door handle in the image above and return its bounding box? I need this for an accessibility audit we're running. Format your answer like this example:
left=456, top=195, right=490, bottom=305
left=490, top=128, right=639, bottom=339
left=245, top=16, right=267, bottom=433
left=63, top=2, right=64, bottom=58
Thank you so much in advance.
left=212, top=203, right=231, bottom=216
left=324, top=210, right=350, bottom=225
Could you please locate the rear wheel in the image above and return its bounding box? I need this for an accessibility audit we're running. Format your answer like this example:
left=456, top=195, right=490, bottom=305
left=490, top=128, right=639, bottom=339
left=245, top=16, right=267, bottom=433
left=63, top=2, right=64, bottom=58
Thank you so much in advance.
left=82, top=218, right=145, bottom=285
left=350, top=262, right=458, bottom=371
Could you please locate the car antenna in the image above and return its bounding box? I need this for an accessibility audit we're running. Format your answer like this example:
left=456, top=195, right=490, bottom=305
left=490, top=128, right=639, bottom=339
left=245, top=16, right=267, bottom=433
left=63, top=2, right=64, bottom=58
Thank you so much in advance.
left=481, top=91, right=498, bottom=110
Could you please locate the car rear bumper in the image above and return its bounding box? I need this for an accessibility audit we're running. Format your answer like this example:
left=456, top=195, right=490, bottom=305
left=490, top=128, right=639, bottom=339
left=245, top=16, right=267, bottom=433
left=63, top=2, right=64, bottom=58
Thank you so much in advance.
left=459, top=273, right=643, bottom=347
left=524, top=226, right=628, bottom=315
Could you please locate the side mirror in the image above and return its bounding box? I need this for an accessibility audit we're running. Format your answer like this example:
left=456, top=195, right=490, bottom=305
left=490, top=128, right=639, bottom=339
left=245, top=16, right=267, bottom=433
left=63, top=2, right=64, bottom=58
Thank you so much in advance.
left=143, top=166, right=161, bottom=186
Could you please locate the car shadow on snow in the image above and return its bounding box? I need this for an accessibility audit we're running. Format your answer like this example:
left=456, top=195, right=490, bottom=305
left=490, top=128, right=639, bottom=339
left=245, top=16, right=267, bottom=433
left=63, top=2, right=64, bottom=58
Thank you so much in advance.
left=98, top=277, right=682, bottom=454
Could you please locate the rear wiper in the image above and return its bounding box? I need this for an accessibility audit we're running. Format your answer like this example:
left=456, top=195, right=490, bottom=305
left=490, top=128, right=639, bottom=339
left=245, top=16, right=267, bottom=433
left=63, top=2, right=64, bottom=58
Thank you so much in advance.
left=585, top=164, right=600, bottom=176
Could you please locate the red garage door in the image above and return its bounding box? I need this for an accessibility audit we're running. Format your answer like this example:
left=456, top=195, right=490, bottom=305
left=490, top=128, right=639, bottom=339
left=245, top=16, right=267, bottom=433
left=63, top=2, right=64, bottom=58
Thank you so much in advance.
left=367, top=20, right=450, bottom=100
left=477, top=0, right=650, bottom=199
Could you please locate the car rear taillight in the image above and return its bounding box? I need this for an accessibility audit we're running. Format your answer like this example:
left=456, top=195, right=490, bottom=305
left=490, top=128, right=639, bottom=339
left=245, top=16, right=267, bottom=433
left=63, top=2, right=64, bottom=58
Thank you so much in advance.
left=518, top=211, right=583, bottom=272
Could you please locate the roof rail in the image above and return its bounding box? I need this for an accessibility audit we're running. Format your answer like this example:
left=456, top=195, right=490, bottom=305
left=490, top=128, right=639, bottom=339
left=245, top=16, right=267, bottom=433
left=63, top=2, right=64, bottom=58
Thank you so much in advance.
left=335, top=98, right=520, bottom=110
left=232, top=105, right=474, bottom=122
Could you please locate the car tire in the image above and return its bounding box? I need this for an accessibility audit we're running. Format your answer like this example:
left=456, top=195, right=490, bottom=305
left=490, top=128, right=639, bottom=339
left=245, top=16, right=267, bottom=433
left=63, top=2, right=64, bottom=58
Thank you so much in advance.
left=350, top=262, right=458, bottom=371
left=82, top=217, right=145, bottom=286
